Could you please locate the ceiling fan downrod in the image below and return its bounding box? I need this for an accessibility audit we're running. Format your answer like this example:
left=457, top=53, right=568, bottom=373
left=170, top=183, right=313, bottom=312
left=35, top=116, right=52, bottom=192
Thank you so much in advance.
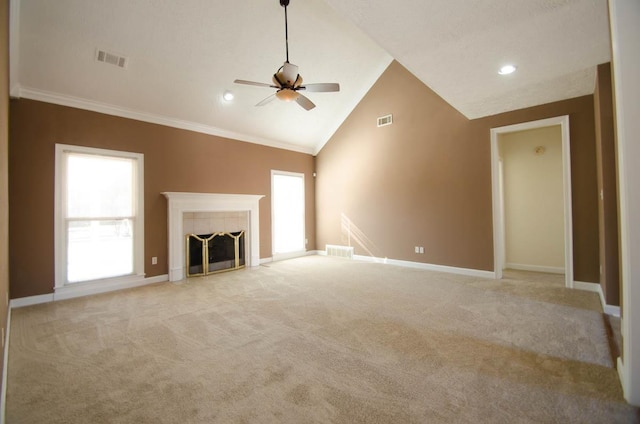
left=280, top=0, right=290, bottom=63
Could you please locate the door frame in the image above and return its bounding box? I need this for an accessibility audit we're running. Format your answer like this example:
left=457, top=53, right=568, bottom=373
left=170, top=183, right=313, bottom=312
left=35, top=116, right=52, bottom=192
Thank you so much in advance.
left=490, top=115, right=573, bottom=288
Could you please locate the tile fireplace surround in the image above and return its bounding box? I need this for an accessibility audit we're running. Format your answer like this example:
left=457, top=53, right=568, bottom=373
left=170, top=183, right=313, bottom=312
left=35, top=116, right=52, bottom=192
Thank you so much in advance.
left=162, top=192, right=264, bottom=282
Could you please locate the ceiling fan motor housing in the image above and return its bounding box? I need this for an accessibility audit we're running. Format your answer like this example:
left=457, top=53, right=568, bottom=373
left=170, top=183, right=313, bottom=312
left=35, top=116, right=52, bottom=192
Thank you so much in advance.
left=273, top=72, right=302, bottom=89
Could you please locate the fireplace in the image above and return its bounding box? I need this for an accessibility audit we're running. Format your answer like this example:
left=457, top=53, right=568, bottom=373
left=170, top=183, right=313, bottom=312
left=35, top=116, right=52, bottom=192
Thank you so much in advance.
left=162, top=192, right=264, bottom=282
left=186, top=231, right=246, bottom=276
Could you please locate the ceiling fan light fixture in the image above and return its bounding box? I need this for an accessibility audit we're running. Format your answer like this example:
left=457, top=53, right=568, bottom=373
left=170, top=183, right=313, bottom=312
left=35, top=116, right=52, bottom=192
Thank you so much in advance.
left=276, top=88, right=299, bottom=102
left=222, top=90, right=234, bottom=101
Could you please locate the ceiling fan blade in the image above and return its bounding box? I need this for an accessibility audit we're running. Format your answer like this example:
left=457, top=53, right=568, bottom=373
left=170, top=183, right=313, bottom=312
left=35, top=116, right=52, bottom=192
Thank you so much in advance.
left=282, top=62, right=299, bottom=86
left=256, top=93, right=277, bottom=106
left=295, top=93, right=316, bottom=111
left=299, top=83, right=340, bottom=93
left=234, top=79, right=277, bottom=88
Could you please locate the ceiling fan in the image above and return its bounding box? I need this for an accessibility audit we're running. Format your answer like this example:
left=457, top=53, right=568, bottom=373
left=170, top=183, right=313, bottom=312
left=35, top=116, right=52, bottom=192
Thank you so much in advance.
left=234, top=0, right=340, bottom=111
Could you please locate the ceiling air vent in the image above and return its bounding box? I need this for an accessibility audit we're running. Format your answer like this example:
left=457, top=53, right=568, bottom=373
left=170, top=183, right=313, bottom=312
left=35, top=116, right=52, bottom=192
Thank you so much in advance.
left=96, top=49, right=128, bottom=69
left=377, top=114, right=393, bottom=127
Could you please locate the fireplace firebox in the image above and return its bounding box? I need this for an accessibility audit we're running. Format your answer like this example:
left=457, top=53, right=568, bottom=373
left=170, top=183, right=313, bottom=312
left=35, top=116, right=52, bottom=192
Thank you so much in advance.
left=186, top=231, right=245, bottom=277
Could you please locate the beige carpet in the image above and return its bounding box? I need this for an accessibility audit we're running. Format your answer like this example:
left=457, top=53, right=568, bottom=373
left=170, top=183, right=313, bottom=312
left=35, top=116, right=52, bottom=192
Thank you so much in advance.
left=6, top=256, right=638, bottom=423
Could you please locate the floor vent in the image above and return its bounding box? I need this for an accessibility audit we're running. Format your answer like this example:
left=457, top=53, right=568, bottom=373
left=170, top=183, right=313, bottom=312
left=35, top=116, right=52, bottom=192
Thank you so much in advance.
left=326, top=244, right=354, bottom=259
left=377, top=114, right=393, bottom=127
left=96, top=49, right=128, bottom=69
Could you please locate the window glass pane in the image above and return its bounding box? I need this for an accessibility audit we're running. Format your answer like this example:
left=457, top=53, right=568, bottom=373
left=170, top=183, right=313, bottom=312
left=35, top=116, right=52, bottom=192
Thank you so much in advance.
left=67, top=154, right=134, bottom=218
left=273, top=174, right=304, bottom=253
left=67, top=219, right=133, bottom=282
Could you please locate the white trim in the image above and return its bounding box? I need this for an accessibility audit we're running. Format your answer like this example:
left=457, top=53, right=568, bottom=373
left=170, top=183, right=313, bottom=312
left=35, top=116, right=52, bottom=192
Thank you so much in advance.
left=574, top=281, right=621, bottom=317
left=8, top=0, right=20, bottom=98
left=9, top=275, right=169, bottom=309
left=162, top=192, right=264, bottom=282
left=272, top=250, right=317, bottom=262
left=354, top=254, right=386, bottom=264
left=271, top=170, right=306, bottom=259
left=260, top=257, right=273, bottom=265
left=9, top=293, right=54, bottom=308
left=1, top=305, right=11, bottom=424
left=17, top=86, right=315, bottom=155
left=54, top=144, right=144, bottom=289
left=505, top=263, right=565, bottom=275
left=604, top=304, right=622, bottom=317
left=53, top=274, right=166, bottom=302
left=273, top=251, right=307, bottom=262
left=573, top=281, right=600, bottom=293
left=609, top=0, right=640, bottom=405
left=353, top=254, right=496, bottom=279
left=490, top=115, right=573, bottom=288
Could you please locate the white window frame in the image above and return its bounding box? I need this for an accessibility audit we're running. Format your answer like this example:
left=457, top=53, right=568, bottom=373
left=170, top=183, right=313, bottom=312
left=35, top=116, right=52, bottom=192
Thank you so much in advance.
left=54, top=144, right=145, bottom=294
left=271, top=170, right=306, bottom=261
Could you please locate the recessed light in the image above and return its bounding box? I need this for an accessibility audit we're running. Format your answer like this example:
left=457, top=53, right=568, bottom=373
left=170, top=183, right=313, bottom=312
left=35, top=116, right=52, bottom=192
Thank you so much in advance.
left=498, top=64, right=517, bottom=75
left=223, top=91, right=234, bottom=101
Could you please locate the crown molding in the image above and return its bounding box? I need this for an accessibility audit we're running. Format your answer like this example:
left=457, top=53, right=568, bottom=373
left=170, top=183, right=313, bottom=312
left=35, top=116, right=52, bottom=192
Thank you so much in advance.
left=14, top=86, right=316, bottom=155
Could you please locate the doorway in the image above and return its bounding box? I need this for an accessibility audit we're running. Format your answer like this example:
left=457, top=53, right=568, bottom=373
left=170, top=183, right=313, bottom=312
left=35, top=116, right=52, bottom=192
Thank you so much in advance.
left=271, top=170, right=306, bottom=260
left=491, top=116, right=573, bottom=288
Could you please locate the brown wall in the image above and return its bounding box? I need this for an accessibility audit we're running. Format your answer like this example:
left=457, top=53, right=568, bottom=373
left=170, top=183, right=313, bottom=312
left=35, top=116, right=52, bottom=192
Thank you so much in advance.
left=9, top=99, right=316, bottom=298
left=0, top=0, right=8, bottom=396
left=594, top=62, right=619, bottom=306
left=316, top=61, right=600, bottom=283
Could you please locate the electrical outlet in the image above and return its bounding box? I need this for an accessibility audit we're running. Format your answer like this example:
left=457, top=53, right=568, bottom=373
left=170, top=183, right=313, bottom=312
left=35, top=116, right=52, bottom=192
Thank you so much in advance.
left=414, top=246, right=419, bottom=253
left=151, top=257, right=158, bottom=265
left=419, top=247, right=424, bottom=254
left=305, top=238, right=308, bottom=245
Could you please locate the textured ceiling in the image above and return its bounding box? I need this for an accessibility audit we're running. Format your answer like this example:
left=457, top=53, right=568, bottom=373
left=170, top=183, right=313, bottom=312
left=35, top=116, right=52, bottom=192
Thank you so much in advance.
left=322, top=0, right=611, bottom=119
left=11, top=0, right=611, bottom=154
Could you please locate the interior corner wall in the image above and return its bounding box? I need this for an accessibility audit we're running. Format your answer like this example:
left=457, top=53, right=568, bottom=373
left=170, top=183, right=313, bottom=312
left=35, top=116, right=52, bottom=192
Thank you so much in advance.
left=594, top=62, right=620, bottom=306
left=8, top=99, right=316, bottom=299
left=0, top=0, right=9, bottom=399
left=316, top=60, right=599, bottom=283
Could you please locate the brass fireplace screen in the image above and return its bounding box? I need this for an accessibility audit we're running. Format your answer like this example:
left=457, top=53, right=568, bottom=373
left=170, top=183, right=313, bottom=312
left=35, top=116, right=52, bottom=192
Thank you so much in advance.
left=185, top=231, right=245, bottom=277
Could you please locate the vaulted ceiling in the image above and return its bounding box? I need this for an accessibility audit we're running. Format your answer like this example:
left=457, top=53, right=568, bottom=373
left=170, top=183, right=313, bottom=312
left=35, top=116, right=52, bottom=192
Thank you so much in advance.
left=10, top=0, right=611, bottom=155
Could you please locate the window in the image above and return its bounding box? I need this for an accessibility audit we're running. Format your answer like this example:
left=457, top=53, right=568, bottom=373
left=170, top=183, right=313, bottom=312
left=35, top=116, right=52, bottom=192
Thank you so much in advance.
left=271, top=170, right=305, bottom=258
left=55, top=144, right=144, bottom=288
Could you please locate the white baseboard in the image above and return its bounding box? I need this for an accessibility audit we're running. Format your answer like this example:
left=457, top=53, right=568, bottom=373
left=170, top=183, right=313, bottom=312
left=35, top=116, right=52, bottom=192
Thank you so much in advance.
left=268, top=250, right=320, bottom=264
left=10, top=274, right=169, bottom=309
left=353, top=254, right=496, bottom=279
left=618, top=356, right=625, bottom=388
left=1, top=305, right=11, bottom=424
left=9, top=293, right=54, bottom=308
left=506, top=263, right=565, bottom=274
left=574, top=280, right=621, bottom=317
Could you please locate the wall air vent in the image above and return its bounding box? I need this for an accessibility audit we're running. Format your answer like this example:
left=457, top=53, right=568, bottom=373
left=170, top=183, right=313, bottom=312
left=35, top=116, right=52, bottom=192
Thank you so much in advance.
left=96, top=49, right=128, bottom=69
left=377, top=114, right=393, bottom=127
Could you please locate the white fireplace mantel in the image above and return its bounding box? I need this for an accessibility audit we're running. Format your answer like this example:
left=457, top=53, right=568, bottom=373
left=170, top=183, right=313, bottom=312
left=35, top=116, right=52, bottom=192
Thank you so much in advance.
left=162, top=192, right=264, bottom=281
